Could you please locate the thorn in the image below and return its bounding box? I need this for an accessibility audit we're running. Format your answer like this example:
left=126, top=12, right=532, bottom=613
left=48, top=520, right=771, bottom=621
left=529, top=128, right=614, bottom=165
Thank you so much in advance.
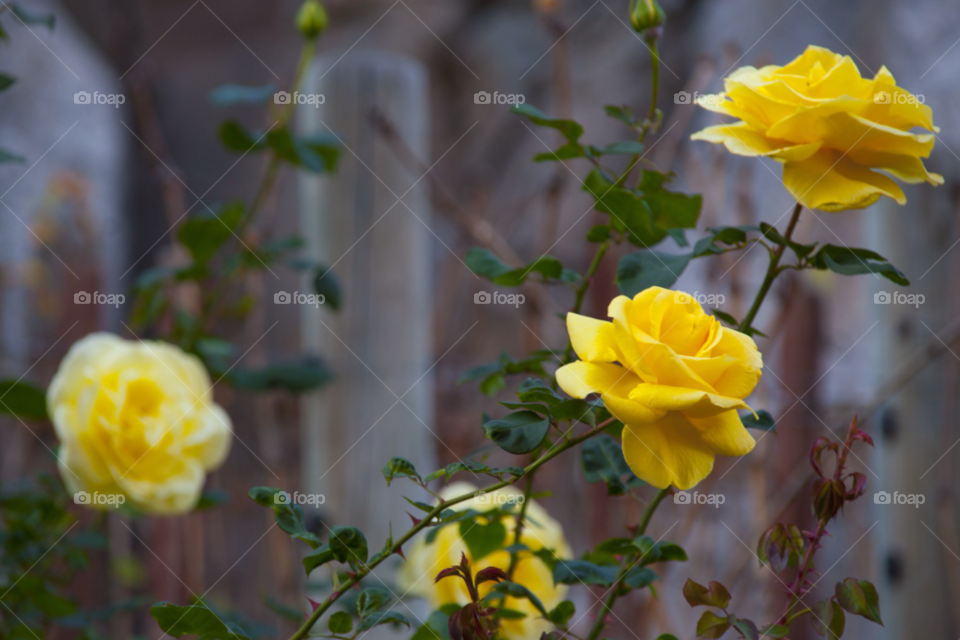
left=408, top=512, right=422, bottom=526
left=395, top=545, right=406, bottom=560
left=307, top=597, right=322, bottom=612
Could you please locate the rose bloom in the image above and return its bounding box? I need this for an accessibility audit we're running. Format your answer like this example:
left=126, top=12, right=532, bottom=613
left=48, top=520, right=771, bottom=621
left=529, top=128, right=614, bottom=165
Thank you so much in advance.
left=691, top=45, right=942, bottom=211
left=47, top=333, right=232, bottom=515
left=398, top=483, right=570, bottom=640
left=556, top=288, right=762, bottom=490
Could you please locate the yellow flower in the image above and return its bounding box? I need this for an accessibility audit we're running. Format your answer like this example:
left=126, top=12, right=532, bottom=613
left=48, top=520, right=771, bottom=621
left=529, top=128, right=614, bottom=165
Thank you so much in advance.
left=691, top=45, right=942, bottom=211
left=398, top=482, right=570, bottom=640
left=47, top=333, right=232, bottom=515
left=556, top=288, right=762, bottom=490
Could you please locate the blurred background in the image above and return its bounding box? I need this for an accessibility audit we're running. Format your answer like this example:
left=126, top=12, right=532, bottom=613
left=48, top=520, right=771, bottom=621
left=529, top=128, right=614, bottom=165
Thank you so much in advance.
left=1, top=0, right=958, bottom=638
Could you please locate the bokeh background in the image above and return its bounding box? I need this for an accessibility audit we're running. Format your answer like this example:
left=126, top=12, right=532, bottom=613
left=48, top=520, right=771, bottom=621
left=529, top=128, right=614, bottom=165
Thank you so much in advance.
left=1, top=0, right=959, bottom=638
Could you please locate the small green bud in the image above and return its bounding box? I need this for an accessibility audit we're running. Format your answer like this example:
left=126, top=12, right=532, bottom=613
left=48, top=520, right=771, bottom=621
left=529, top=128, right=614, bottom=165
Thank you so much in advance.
left=296, top=0, right=328, bottom=39
left=629, top=0, right=666, bottom=33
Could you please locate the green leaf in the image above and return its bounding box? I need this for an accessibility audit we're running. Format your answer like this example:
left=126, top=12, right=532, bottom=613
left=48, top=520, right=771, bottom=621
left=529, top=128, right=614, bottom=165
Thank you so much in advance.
left=0, top=379, right=48, bottom=420
left=811, top=599, right=845, bottom=640
left=150, top=603, right=249, bottom=640
left=457, top=352, right=553, bottom=395
left=740, top=409, right=776, bottom=432
left=617, top=250, right=691, bottom=297
left=302, top=544, right=336, bottom=575
left=219, top=120, right=264, bottom=152
left=534, top=142, right=586, bottom=162
left=590, top=140, right=645, bottom=156
left=411, top=610, right=451, bottom=640
left=178, top=201, right=244, bottom=265
left=10, top=3, right=55, bottom=28
left=835, top=578, right=882, bottom=625
left=357, top=611, right=409, bottom=632
left=639, top=170, right=702, bottom=232
left=486, top=581, right=547, bottom=617
left=581, top=435, right=633, bottom=496
left=328, top=611, right=353, bottom=634
left=0, top=74, right=15, bottom=91
left=711, top=309, right=739, bottom=327
left=510, top=104, right=584, bottom=145
left=546, top=600, right=575, bottom=626
left=623, top=566, right=658, bottom=590
left=758, top=222, right=817, bottom=259
left=696, top=610, right=731, bottom=639
left=228, top=357, right=333, bottom=393
left=313, top=266, right=342, bottom=311
left=604, top=104, right=639, bottom=127
left=209, top=84, right=276, bottom=106
left=549, top=398, right=596, bottom=426
left=683, top=579, right=731, bottom=609
left=0, top=146, right=25, bottom=163
left=356, top=587, right=390, bottom=616
left=757, top=623, right=789, bottom=638
left=247, top=487, right=321, bottom=548
left=195, top=489, right=230, bottom=510
left=483, top=411, right=550, bottom=454
left=655, top=542, right=688, bottom=562
left=656, top=635, right=681, bottom=640
left=329, top=526, right=369, bottom=565
left=382, top=457, right=420, bottom=486
left=266, top=129, right=339, bottom=173
left=459, top=518, right=506, bottom=561
left=465, top=247, right=563, bottom=286
left=813, top=245, right=908, bottom=286
left=553, top=560, right=619, bottom=586
left=586, top=225, right=611, bottom=242
left=732, top=618, right=760, bottom=640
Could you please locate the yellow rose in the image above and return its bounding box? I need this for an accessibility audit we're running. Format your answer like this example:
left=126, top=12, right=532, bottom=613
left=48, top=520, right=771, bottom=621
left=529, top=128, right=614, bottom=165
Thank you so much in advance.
left=691, top=45, right=942, bottom=211
left=47, top=333, right=232, bottom=515
left=556, top=288, right=762, bottom=490
left=398, top=482, right=570, bottom=640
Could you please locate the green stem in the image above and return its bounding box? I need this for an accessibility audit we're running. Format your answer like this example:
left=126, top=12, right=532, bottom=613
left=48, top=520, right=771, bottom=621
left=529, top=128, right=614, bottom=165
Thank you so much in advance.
left=562, top=241, right=609, bottom=364
left=585, top=487, right=670, bottom=640
left=506, top=470, right=535, bottom=578
left=617, top=38, right=660, bottom=189
left=737, top=202, right=803, bottom=334
left=637, top=486, right=670, bottom=536
left=286, top=420, right=614, bottom=640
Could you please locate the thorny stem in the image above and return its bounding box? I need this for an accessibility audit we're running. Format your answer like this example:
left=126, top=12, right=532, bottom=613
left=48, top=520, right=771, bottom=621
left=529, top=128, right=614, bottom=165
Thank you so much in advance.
left=286, top=419, right=616, bottom=640
left=737, top=202, right=803, bottom=335
left=777, top=422, right=861, bottom=626
left=585, top=486, right=671, bottom=640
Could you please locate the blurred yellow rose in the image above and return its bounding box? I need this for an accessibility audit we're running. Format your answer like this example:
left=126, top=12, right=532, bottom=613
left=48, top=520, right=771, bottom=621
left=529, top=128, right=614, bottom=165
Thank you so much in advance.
left=48, top=333, right=232, bottom=515
left=691, top=45, right=942, bottom=211
left=556, top=288, right=762, bottom=490
left=399, top=482, right=570, bottom=639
